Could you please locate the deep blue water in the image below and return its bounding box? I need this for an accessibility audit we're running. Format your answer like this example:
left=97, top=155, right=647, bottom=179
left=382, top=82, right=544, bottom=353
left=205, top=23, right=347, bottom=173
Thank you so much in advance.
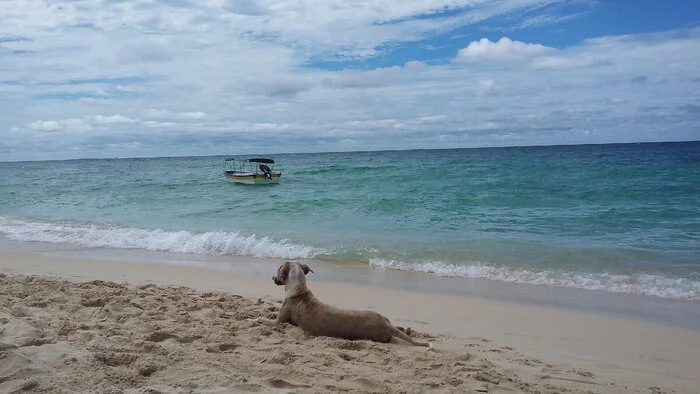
left=1, top=142, right=698, bottom=299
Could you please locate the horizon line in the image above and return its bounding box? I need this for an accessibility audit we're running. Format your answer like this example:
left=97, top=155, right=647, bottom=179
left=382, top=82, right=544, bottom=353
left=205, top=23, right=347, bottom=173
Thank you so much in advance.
left=2, top=139, right=698, bottom=164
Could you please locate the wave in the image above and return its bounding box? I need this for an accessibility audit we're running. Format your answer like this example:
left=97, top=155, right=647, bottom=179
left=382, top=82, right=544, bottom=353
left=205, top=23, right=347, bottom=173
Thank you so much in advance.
left=2, top=216, right=697, bottom=301
left=370, top=258, right=700, bottom=301
left=0, top=217, right=317, bottom=259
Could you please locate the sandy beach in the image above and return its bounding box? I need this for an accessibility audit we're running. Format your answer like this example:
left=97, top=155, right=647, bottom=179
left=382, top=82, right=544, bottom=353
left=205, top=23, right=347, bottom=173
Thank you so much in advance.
left=1, top=246, right=699, bottom=393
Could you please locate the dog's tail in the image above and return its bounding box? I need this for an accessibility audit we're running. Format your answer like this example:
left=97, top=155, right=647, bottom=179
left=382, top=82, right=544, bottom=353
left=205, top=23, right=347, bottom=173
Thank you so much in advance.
left=391, top=326, right=433, bottom=351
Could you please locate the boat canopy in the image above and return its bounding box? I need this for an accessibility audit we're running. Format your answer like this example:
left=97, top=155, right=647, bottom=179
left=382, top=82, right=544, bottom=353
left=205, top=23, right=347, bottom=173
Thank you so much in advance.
left=223, top=157, right=275, bottom=164
left=246, top=158, right=275, bottom=164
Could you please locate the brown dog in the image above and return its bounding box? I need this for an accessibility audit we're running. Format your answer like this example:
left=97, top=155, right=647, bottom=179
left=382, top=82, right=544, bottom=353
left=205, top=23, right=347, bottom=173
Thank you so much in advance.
left=250, top=261, right=432, bottom=349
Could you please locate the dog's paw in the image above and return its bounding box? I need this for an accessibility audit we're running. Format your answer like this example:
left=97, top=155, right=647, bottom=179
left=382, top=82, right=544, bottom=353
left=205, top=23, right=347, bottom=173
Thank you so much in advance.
left=397, top=326, right=414, bottom=335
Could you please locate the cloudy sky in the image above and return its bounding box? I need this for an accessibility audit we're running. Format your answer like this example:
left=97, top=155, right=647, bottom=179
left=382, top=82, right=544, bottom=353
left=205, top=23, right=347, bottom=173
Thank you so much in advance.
left=1, top=0, right=699, bottom=161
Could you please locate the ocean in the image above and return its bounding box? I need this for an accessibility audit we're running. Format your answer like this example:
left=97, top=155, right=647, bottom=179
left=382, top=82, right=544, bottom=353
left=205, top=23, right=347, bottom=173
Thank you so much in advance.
left=1, top=142, right=699, bottom=301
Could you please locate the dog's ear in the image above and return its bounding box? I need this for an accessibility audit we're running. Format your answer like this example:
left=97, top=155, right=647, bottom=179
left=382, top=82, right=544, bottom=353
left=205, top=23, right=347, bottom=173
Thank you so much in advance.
left=274, top=262, right=292, bottom=285
left=300, top=264, right=314, bottom=275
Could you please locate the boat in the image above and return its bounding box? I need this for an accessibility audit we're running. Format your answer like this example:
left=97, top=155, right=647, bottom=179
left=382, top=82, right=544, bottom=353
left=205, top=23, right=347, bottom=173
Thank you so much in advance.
left=223, top=157, right=282, bottom=185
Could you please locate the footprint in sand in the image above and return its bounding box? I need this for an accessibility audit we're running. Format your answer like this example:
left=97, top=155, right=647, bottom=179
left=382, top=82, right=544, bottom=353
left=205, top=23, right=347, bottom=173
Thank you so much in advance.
left=205, top=343, right=239, bottom=353
left=266, top=377, right=312, bottom=389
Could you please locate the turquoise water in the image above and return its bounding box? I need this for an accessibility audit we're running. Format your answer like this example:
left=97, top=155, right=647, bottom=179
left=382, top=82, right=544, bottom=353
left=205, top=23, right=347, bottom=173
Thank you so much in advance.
left=1, top=142, right=699, bottom=299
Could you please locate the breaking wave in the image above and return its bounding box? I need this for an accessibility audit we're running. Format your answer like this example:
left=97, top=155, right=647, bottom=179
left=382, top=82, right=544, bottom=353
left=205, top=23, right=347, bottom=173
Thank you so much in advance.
left=370, top=258, right=700, bottom=301
left=2, top=217, right=697, bottom=301
left=0, top=217, right=317, bottom=259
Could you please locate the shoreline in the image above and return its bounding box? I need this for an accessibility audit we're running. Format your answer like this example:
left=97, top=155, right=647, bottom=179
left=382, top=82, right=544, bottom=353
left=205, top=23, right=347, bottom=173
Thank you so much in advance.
left=2, top=215, right=697, bottom=303
left=1, top=244, right=700, bottom=392
left=3, top=238, right=698, bottom=331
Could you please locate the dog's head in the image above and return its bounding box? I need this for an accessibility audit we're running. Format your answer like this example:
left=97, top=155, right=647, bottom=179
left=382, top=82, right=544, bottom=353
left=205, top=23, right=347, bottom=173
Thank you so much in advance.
left=273, top=261, right=314, bottom=286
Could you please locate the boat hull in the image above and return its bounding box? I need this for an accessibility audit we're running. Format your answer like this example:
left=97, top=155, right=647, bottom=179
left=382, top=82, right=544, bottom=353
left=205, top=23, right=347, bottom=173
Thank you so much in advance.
left=224, top=172, right=281, bottom=185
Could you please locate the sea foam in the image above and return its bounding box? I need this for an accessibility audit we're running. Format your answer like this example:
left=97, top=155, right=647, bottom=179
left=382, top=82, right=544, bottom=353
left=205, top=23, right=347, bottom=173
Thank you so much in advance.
left=2, top=216, right=697, bottom=301
left=370, top=258, right=700, bottom=301
left=0, top=217, right=317, bottom=259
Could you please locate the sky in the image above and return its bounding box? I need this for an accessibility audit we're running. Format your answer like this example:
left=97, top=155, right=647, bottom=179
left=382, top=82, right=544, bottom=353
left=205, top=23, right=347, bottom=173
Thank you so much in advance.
left=1, top=0, right=700, bottom=161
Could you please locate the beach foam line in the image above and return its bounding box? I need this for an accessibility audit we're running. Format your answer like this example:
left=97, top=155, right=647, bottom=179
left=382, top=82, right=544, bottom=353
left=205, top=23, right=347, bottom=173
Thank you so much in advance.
left=2, top=216, right=697, bottom=301
left=0, top=217, right=317, bottom=260
left=370, top=258, right=700, bottom=301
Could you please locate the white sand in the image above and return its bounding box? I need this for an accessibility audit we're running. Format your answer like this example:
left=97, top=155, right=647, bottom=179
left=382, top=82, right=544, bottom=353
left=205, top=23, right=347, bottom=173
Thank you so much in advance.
left=1, top=250, right=698, bottom=393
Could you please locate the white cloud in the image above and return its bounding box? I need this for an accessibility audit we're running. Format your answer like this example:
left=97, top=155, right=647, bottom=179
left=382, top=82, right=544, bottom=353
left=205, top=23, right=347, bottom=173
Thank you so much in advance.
left=27, top=118, right=94, bottom=133
left=323, top=61, right=427, bottom=89
left=143, top=121, right=177, bottom=128
left=416, top=115, right=448, bottom=123
left=61, top=118, right=94, bottom=132
left=531, top=54, right=612, bottom=70
left=476, top=79, right=504, bottom=96
left=29, top=120, right=61, bottom=132
left=1, top=0, right=559, bottom=62
left=94, top=115, right=138, bottom=124
left=0, top=2, right=698, bottom=160
left=180, top=112, right=206, bottom=120
left=455, top=37, right=552, bottom=62
left=145, top=109, right=207, bottom=120
left=345, top=119, right=398, bottom=129
left=145, top=109, right=174, bottom=118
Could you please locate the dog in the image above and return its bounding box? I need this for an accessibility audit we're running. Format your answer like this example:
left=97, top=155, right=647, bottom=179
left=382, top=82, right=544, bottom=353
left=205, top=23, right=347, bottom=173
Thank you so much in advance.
left=250, top=261, right=432, bottom=350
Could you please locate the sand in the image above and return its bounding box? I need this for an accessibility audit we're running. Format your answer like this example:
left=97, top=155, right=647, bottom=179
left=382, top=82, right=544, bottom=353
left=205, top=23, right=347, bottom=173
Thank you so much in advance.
left=1, top=249, right=699, bottom=393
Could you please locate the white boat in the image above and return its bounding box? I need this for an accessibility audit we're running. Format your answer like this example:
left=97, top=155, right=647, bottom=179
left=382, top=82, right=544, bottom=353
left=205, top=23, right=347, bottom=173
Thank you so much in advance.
left=223, top=157, right=282, bottom=185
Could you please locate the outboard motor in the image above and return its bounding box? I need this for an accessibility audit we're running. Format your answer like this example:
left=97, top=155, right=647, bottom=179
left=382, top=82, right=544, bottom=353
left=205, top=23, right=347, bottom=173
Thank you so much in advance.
left=259, top=164, right=272, bottom=179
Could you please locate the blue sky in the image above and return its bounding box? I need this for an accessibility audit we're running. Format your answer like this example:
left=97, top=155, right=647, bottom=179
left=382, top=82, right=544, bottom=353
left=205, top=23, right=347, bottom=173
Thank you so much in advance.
left=1, top=0, right=699, bottom=161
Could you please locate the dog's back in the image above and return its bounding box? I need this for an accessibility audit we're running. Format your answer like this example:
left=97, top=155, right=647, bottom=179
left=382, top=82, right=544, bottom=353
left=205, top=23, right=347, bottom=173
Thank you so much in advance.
left=290, top=291, right=394, bottom=342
